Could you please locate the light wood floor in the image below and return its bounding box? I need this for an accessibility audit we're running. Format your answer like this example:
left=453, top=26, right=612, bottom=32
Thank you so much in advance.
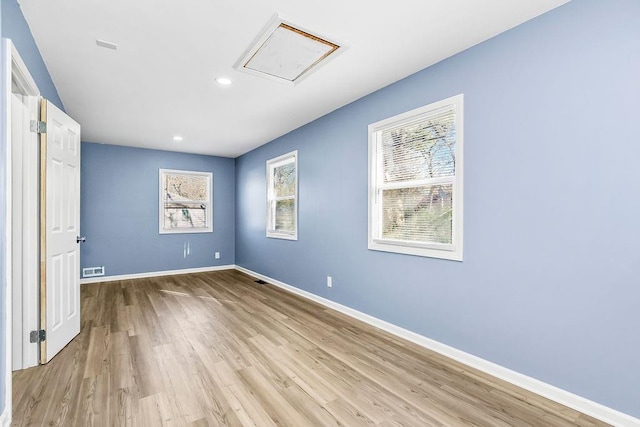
left=13, top=270, right=608, bottom=426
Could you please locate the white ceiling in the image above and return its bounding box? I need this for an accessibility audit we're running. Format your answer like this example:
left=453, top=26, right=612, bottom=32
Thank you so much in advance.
left=18, top=0, right=569, bottom=158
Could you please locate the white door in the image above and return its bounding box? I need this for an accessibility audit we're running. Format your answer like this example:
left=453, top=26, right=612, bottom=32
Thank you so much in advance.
left=40, top=99, right=81, bottom=363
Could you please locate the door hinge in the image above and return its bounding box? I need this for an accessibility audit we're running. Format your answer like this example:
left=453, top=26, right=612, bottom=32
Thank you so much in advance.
left=29, top=329, right=46, bottom=343
left=30, top=120, right=47, bottom=134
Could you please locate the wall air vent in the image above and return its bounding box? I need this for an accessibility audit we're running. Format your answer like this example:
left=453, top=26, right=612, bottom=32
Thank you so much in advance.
left=82, top=266, right=105, bottom=278
left=234, top=15, right=345, bottom=85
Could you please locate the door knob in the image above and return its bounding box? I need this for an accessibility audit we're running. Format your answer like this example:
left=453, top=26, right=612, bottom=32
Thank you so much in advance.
left=77, top=236, right=86, bottom=243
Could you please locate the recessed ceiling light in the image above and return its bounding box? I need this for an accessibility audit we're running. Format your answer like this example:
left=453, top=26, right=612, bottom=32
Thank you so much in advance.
left=215, top=77, right=232, bottom=85
left=172, top=135, right=183, bottom=142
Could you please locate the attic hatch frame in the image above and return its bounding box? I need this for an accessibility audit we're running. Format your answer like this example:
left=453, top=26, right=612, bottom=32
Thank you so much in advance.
left=234, top=15, right=347, bottom=85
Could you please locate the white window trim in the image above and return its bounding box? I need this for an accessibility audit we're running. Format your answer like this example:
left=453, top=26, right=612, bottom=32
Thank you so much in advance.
left=368, top=94, right=464, bottom=261
left=266, top=150, right=298, bottom=240
left=159, top=169, right=213, bottom=234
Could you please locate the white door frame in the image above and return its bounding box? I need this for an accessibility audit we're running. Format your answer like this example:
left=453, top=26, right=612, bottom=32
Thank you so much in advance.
left=8, top=41, right=40, bottom=371
left=2, top=38, right=41, bottom=425
left=1, top=37, right=14, bottom=427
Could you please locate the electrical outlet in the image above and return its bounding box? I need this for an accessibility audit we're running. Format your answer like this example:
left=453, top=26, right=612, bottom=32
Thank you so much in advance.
left=327, top=276, right=333, bottom=287
left=215, top=252, right=220, bottom=259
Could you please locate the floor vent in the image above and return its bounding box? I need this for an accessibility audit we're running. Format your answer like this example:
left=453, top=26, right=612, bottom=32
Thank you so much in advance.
left=254, top=279, right=267, bottom=285
left=83, top=266, right=105, bottom=278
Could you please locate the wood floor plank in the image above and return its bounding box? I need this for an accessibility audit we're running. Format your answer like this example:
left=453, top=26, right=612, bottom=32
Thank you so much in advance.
left=12, top=270, right=611, bottom=426
left=236, top=365, right=313, bottom=427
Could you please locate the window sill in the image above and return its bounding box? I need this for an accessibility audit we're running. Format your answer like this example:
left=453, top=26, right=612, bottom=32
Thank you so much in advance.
left=159, top=228, right=213, bottom=235
left=267, top=231, right=298, bottom=241
left=368, top=239, right=462, bottom=261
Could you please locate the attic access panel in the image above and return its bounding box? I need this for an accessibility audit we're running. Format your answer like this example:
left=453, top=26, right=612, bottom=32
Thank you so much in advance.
left=235, top=16, right=343, bottom=84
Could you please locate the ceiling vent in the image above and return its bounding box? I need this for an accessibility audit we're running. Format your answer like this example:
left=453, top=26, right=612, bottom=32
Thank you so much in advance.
left=235, top=15, right=345, bottom=85
left=96, top=39, right=118, bottom=50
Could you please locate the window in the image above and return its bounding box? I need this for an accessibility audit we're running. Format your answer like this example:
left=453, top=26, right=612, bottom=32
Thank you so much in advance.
left=368, top=94, right=463, bottom=260
left=267, top=151, right=298, bottom=240
left=159, top=169, right=213, bottom=234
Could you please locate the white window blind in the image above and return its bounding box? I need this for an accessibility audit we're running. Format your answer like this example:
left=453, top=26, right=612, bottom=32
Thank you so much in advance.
left=368, top=94, right=463, bottom=260
left=267, top=151, right=298, bottom=240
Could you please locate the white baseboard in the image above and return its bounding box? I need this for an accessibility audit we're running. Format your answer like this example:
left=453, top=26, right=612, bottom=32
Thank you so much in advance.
left=235, top=265, right=639, bottom=427
left=80, top=265, right=235, bottom=284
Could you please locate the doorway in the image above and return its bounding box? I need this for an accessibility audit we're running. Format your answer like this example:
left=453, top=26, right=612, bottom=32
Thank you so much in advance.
left=7, top=40, right=82, bottom=371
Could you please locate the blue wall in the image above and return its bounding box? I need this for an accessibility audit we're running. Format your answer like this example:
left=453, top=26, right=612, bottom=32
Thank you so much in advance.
left=81, top=142, right=235, bottom=276
left=1, top=0, right=63, bottom=109
left=236, top=0, right=640, bottom=417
